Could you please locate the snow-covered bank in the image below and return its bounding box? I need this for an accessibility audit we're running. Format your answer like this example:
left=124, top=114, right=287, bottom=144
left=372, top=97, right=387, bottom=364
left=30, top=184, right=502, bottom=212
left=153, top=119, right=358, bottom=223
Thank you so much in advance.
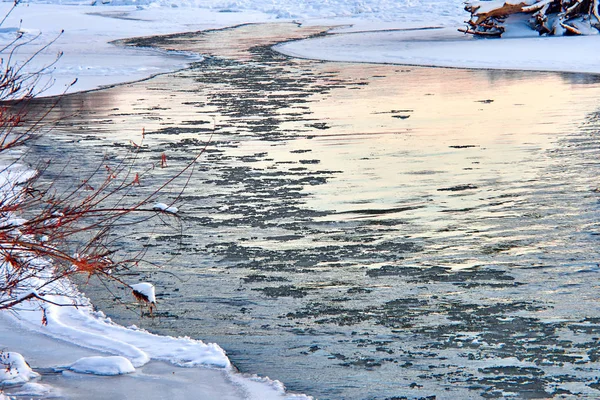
left=0, top=3, right=271, bottom=96
left=0, top=274, right=311, bottom=399
left=4, top=0, right=600, bottom=100
left=0, top=312, right=305, bottom=399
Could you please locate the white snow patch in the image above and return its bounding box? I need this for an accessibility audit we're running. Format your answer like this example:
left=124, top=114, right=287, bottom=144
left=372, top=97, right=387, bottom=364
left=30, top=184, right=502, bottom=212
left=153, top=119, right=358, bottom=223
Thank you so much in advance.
left=69, top=356, right=135, bottom=376
left=8, top=290, right=231, bottom=368
left=229, top=373, right=313, bottom=400
left=0, top=352, right=39, bottom=386
left=131, top=282, right=156, bottom=303
left=152, top=202, right=178, bottom=214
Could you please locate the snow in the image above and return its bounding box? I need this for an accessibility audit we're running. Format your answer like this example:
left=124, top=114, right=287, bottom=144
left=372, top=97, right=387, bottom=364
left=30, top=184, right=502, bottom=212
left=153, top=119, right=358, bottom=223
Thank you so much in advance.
left=9, top=287, right=231, bottom=368
left=12, top=382, right=53, bottom=397
left=275, top=26, right=600, bottom=75
left=0, top=352, right=39, bottom=386
left=152, top=202, right=178, bottom=214
left=131, top=282, right=156, bottom=303
left=69, top=356, right=135, bottom=375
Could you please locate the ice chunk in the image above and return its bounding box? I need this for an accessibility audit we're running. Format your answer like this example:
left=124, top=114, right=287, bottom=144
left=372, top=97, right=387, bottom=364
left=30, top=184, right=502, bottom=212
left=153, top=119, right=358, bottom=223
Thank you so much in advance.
left=69, top=356, right=135, bottom=376
left=152, top=202, right=178, bottom=214
left=0, top=352, right=40, bottom=385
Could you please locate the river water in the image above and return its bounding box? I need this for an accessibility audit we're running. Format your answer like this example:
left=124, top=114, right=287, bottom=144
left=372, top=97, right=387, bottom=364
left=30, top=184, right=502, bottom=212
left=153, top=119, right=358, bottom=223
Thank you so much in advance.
left=26, top=23, right=600, bottom=399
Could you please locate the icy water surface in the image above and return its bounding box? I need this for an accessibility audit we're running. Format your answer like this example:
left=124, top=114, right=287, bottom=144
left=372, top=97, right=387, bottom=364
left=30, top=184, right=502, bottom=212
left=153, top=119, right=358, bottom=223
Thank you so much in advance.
left=26, top=23, right=600, bottom=399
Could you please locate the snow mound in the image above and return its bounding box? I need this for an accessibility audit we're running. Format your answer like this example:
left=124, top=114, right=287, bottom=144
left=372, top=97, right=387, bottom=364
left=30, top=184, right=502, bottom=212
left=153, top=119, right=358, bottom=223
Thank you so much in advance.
left=0, top=352, right=39, bottom=386
left=69, top=356, right=135, bottom=376
left=131, top=282, right=156, bottom=303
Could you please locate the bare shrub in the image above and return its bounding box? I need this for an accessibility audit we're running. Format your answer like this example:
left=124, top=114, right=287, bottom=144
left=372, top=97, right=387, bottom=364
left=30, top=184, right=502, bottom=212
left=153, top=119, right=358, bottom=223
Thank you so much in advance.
left=0, top=1, right=204, bottom=316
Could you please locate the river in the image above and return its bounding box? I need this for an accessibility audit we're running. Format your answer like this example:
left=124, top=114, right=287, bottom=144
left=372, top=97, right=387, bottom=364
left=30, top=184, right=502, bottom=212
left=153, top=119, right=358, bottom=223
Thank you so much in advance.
left=26, top=23, right=600, bottom=399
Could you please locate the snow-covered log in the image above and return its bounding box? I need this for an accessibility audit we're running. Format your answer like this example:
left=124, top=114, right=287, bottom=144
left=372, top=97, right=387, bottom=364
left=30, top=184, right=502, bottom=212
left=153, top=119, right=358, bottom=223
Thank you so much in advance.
left=460, top=0, right=600, bottom=36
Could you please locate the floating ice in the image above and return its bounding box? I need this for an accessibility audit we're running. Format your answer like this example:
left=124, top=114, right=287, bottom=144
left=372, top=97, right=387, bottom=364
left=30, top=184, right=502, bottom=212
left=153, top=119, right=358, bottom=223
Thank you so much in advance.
left=152, top=202, right=178, bottom=214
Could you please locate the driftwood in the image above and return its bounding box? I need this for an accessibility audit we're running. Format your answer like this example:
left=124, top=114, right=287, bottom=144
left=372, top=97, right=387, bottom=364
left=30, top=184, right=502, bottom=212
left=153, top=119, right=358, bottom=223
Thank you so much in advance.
left=460, top=0, right=600, bottom=36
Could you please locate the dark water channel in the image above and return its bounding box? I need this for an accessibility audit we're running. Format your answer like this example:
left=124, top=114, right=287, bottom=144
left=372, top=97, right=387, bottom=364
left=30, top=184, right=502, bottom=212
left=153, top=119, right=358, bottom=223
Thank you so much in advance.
left=26, top=23, right=600, bottom=399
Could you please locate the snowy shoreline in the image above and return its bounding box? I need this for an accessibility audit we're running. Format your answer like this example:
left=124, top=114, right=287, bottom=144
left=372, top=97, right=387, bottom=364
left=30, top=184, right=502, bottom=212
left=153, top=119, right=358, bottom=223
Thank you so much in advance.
left=0, top=7, right=317, bottom=400
left=275, top=26, right=600, bottom=76
left=3, top=2, right=600, bottom=99
left=0, top=155, right=311, bottom=398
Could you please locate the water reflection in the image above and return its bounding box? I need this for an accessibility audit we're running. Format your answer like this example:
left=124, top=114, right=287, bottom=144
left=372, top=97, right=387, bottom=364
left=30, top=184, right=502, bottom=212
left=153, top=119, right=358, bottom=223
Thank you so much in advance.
left=27, top=23, right=600, bottom=400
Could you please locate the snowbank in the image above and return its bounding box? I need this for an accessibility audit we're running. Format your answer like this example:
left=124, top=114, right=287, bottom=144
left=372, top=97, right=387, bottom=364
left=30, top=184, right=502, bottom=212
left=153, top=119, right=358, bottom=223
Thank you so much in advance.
left=69, top=356, right=135, bottom=376
left=2, top=263, right=311, bottom=398
left=11, top=382, right=53, bottom=397
left=0, top=2, right=270, bottom=96
left=0, top=352, right=39, bottom=386
left=275, top=26, right=600, bottom=75
left=9, top=285, right=231, bottom=369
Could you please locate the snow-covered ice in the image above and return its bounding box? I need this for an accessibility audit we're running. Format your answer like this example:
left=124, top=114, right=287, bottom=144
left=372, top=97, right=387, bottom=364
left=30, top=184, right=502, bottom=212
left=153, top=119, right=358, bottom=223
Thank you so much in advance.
left=152, top=202, right=178, bottom=214
left=276, top=25, right=600, bottom=75
left=11, top=382, right=53, bottom=397
left=0, top=352, right=40, bottom=386
left=69, top=356, right=136, bottom=376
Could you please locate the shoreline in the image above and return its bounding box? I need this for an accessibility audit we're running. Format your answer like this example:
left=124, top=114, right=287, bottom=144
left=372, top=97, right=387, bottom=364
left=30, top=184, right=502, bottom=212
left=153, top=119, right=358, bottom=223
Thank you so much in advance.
left=274, top=26, right=600, bottom=77
left=1, top=23, right=328, bottom=400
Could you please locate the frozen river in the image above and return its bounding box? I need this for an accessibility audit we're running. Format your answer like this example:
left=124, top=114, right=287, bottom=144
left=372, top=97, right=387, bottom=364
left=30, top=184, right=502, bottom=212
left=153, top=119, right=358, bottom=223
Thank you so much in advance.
left=27, top=23, right=600, bottom=399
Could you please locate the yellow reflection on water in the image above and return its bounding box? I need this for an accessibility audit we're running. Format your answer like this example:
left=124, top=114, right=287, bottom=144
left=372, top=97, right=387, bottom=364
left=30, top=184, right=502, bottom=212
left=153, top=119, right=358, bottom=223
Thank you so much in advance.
left=45, top=23, right=600, bottom=229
